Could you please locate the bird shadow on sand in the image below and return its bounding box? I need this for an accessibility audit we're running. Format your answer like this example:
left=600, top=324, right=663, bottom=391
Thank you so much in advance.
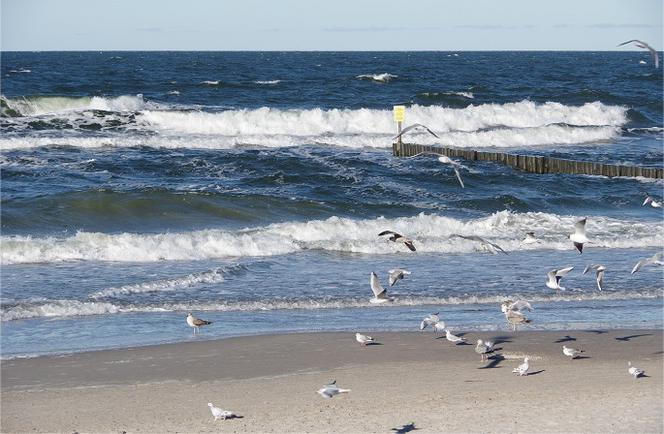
left=526, top=369, right=546, bottom=376
left=554, top=335, right=577, bottom=343
left=489, top=336, right=513, bottom=344
left=615, top=334, right=653, bottom=342
left=478, top=354, right=505, bottom=369
left=584, top=330, right=608, bottom=334
left=391, top=422, right=418, bottom=433
left=571, top=355, right=592, bottom=360
left=221, top=415, right=244, bottom=420
left=363, top=342, right=384, bottom=346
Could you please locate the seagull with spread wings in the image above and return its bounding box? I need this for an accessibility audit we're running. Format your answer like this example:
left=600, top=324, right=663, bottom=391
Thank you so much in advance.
left=619, top=40, right=659, bottom=68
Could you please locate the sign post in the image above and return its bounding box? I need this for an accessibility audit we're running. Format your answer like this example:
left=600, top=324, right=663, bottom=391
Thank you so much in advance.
left=393, top=105, right=406, bottom=154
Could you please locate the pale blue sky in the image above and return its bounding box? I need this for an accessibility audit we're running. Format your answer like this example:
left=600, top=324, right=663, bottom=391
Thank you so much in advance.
left=2, top=0, right=662, bottom=51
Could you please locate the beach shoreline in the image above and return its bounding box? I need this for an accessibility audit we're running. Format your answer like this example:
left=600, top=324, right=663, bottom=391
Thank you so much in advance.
left=2, top=330, right=662, bottom=433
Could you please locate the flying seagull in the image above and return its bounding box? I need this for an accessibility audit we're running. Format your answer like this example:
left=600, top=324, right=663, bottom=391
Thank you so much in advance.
left=512, top=356, right=530, bottom=376
left=627, top=362, right=645, bottom=379
left=451, top=234, right=508, bottom=255
left=437, top=156, right=465, bottom=188
left=618, top=40, right=659, bottom=68
left=583, top=264, right=606, bottom=291
left=355, top=332, right=375, bottom=346
left=420, top=313, right=441, bottom=331
left=546, top=267, right=574, bottom=291
left=631, top=252, right=664, bottom=274
left=642, top=196, right=662, bottom=208
left=569, top=218, right=589, bottom=254
left=317, top=380, right=351, bottom=398
left=378, top=230, right=416, bottom=252
left=392, top=123, right=440, bottom=142
left=208, top=403, right=237, bottom=421
left=187, top=313, right=212, bottom=333
left=562, top=345, right=585, bottom=360
left=388, top=268, right=411, bottom=286
left=370, top=272, right=394, bottom=304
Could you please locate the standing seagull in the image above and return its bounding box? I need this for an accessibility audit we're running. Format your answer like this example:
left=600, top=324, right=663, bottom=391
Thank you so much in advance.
left=444, top=329, right=467, bottom=344
left=388, top=268, right=411, bottom=286
left=369, top=272, right=394, bottom=304
left=186, top=313, right=212, bottom=333
left=618, top=40, right=659, bottom=68
left=627, top=362, right=645, bottom=379
left=451, top=234, right=508, bottom=255
left=569, top=218, right=589, bottom=254
left=355, top=332, right=375, bottom=346
left=475, top=339, right=495, bottom=361
left=562, top=345, right=585, bottom=360
left=208, top=403, right=237, bottom=421
left=642, top=196, right=662, bottom=208
left=317, top=380, right=351, bottom=398
left=546, top=267, right=574, bottom=291
left=392, top=123, right=440, bottom=142
left=504, top=309, right=532, bottom=331
left=631, top=252, right=664, bottom=274
left=378, top=230, right=416, bottom=252
left=583, top=264, right=606, bottom=291
left=512, top=356, right=530, bottom=376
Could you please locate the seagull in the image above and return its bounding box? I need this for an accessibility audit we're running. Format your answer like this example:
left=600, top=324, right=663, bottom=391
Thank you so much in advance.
left=520, top=232, right=539, bottom=245
left=208, top=403, right=236, bottom=421
left=627, top=362, right=645, bottom=379
left=450, top=234, right=508, bottom=255
left=356, top=332, right=375, bottom=346
left=583, top=264, right=606, bottom=291
left=631, top=252, right=664, bottom=274
left=501, top=299, right=533, bottom=314
left=437, top=156, right=465, bottom=188
left=186, top=313, right=212, bottom=333
left=569, top=218, right=589, bottom=254
left=562, top=345, right=584, bottom=360
left=504, top=309, right=532, bottom=331
left=546, top=267, right=574, bottom=291
left=618, top=40, right=659, bottom=68
left=642, top=196, right=662, bottom=208
left=512, top=356, right=530, bottom=376
left=419, top=313, right=441, bottom=331
left=444, top=329, right=467, bottom=344
left=432, top=322, right=447, bottom=333
left=378, top=230, right=416, bottom=252
left=392, top=123, right=440, bottom=142
left=475, top=339, right=496, bottom=361
left=317, top=380, right=351, bottom=398
left=370, top=272, right=394, bottom=304
left=388, top=268, right=411, bottom=286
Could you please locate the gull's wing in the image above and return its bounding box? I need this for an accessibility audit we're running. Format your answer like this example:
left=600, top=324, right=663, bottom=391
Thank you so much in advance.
left=574, top=218, right=587, bottom=236
left=631, top=258, right=647, bottom=274
left=556, top=266, right=574, bottom=277
left=452, top=166, right=465, bottom=188
left=618, top=39, right=642, bottom=47
left=596, top=269, right=604, bottom=291
left=392, top=123, right=440, bottom=141
left=370, top=272, right=387, bottom=298
left=643, top=197, right=652, bottom=206
left=388, top=270, right=401, bottom=286
left=404, top=240, right=417, bottom=252
left=509, top=300, right=533, bottom=312
left=193, top=318, right=211, bottom=326
left=650, top=252, right=664, bottom=263
left=583, top=264, right=601, bottom=274
left=378, top=230, right=400, bottom=237
left=487, top=240, right=508, bottom=255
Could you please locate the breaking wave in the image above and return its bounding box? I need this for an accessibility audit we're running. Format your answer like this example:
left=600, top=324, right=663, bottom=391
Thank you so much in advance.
left=2, top=211, right=662, bottom=265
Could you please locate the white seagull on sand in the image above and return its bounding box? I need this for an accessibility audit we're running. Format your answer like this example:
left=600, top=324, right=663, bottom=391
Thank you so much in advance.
left=642, top=195, right=662, bottom=208
left=631, top=252, right=664, bottom=274
left=512, top=356, right=530, bottom=376
left=355, top=332, right=375, bottom=346
left=569, top=218, right=589, bottom=254
left=475, top=339, right=496, bottom=361
left=627, top=362, right=645, bottom=379
left=444, top=329, right=467, bottom=344
left=618, top=40, right=659, bottom=68
left=583, top=264, right=606, bottom=291
left=378, top=230, right=416, bottom=252
left=451, top=234, right=508, bottom=255
left=369, top=272, right=394, bottom=304
left=392, top=123, right=439, bottom=142
left=420, top=313, right=442, bottom=331
left=208, top=403, right=236, bottom=421
left=562, top=345, right=585, bottom=360
left=388, top=268, right=411, bottom=286
left=317, top=380, right=351, bottom=398
left=546, top=267, right=574, bottom=291
left=187, top=313, right=212, bottom=333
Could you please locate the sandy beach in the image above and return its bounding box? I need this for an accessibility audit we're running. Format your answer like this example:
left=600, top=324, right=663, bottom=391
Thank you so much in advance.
left=1, top=329, right=662, bottom=433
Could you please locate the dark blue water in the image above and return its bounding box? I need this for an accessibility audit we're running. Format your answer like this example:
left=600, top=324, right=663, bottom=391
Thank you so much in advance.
left=1, top=52, right=662, bottom=358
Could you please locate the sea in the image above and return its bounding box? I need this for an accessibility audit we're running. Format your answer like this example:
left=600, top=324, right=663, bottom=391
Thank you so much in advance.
left=1, top=51, right=662, bottom=359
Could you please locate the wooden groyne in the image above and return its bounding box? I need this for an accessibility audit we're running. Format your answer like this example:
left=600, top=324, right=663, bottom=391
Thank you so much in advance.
left=393, top=143, right=663, bottom=179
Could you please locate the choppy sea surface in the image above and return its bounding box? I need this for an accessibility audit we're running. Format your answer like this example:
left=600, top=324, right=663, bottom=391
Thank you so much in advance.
left=1, top=51, right=662, bottom=358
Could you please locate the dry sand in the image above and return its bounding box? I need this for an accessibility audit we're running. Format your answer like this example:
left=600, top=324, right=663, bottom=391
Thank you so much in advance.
left=1, top=330, right=662, bottom=433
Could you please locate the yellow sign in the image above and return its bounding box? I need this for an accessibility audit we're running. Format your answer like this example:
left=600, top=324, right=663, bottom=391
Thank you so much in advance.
left=393, top=105, right=405, bottom=122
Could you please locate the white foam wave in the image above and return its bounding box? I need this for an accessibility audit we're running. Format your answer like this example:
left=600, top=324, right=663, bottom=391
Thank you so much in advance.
left=421, top=91, right=474, bottom=99
left=3, top=289, right=661, bottom=321
left=254, top=80, right=281, bottom=85
left=200, top=80, right=220, bottom=85
left=2, top=211, right=662, bottom=265
left=2, top=95, right=148, bottom=116
left=356, top=73, right=397, bottom=82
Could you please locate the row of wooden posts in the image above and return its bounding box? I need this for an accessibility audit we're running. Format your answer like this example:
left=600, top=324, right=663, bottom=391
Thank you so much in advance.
left=392, top=142, right=663, bottom=179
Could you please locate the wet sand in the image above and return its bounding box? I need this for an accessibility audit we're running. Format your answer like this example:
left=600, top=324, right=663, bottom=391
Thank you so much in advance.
left=2, top=330, right=662, bottom=433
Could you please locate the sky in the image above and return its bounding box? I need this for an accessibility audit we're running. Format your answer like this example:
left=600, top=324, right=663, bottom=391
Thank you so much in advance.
left=2, top=0, right=662, bottom=51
